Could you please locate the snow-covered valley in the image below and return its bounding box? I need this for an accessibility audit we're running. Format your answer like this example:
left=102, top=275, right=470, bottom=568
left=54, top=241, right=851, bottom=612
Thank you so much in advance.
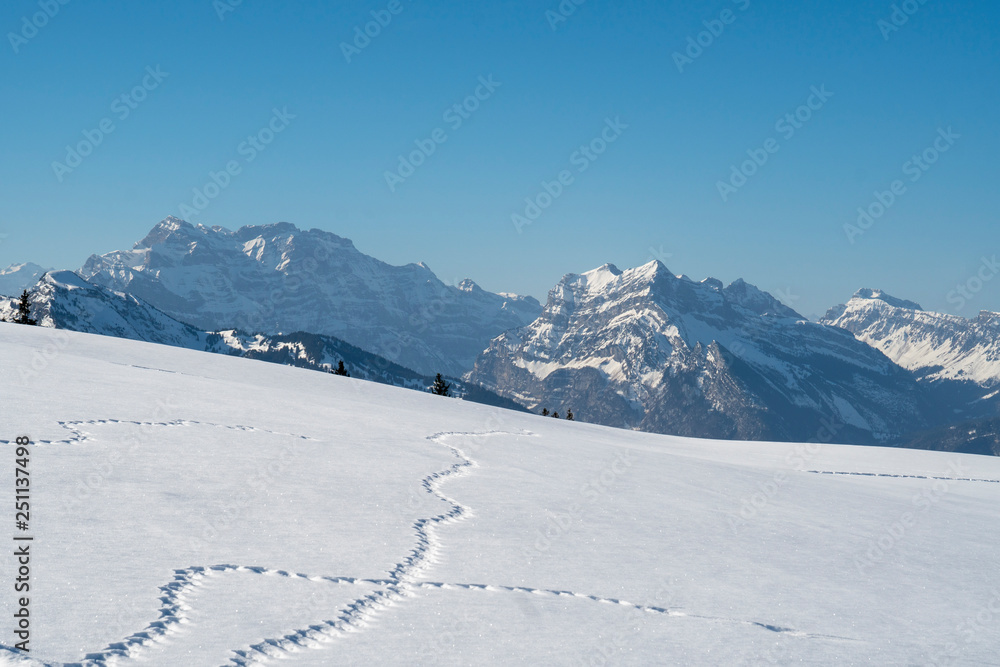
left=2, top=324, right=999, bottom=665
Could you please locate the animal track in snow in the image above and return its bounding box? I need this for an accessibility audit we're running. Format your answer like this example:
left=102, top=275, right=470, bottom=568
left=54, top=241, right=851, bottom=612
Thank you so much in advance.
left=0, top=418, right=319, bottom=449
left=414, top=582, right=860, bottom=643
left=806, top=470, right=1000, bottom=483
left=0, top=423, right=860, bottom=665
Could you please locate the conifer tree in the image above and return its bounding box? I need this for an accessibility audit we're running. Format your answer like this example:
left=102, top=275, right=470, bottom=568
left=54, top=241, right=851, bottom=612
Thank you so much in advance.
left=552, top=411, right=560, bottom=419
left=431, top=373, right=451, bottom=396
left=541, top=408, right=549, bottom=416
left=566, top=409, right=574, bottom=421
left=14, top=290, right=37, bottom=326
left=333, top=360, right=350, bottom=377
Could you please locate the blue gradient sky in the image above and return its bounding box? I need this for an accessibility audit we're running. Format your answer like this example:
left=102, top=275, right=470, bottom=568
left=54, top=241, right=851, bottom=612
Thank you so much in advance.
left=1, top=0, right=997, bottom=318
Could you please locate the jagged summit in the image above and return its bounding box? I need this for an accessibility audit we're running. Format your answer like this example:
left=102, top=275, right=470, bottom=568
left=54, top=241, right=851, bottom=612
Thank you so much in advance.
left=469, top=259, right=925, bottom=444
left=555, top=261, right=801, bottom=320
left=822, top=288, right=1000, bottom=389
left=723, top=278, right=802, bottom=319
left=851, top=288, right=924, bottom=312
left=79, top=218, right=542, bottom=375
left=578, top=262, right=625, bottom=287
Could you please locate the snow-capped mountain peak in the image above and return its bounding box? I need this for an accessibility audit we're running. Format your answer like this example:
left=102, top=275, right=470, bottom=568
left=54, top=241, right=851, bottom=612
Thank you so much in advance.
left=822, top=290, right=1000, bottom=390
left=0, top=261, right=51, bottom=296
left=469, top=260, right=928, bottom=444
left=578, top=262, right=626, bottom=289
left=43, top=269, right=92, bottom=290
left=850, top=287, right=924, bottom=311
left=80, top=218, right=542, bottom=375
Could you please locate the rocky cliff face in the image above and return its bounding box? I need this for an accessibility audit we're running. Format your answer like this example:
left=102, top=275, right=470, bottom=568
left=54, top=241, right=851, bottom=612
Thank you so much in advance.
left=469, top=262, right=933, bottom=444
left=79, top=217, right=541, bottom=376
left=822, top=288, right=1000, bottom=389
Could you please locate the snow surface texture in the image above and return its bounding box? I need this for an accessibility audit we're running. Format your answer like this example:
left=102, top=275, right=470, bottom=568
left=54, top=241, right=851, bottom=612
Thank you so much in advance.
left=2, top=324, right=1000, bottom=665
left=823, top=289, right=1000, bottom=388
left=78, top=218, right=541, bottom=376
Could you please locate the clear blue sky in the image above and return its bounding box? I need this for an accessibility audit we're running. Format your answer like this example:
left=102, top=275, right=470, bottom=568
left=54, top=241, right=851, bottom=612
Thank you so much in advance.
left=1, top=0, right=997, bottom=318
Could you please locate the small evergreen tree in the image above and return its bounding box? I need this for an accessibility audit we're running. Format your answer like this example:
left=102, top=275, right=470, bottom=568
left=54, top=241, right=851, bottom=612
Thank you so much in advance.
left=431, top=373, right=451, bottom=396
left=333, top=360, right=350, bottom=377
left=566, top=409, right=574, bottom=421
left=541, top=408, right=549, bottom=416
left=14, top=290, right=37, bottom=326
left=552, top=411, right=560, bottom=419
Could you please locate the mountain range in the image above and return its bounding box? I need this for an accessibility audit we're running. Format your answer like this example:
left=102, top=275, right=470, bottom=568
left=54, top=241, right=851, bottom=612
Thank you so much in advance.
left=0, top=262, right=50, bottom=295
left=4, top=217, right=998, bottom=453
left=0, top=270, right=523, bottom=411
left=76, top=218, right=540, bottom=377
left=467, top=261, right=936, bottom=445
left=822, top=288, right=1000, bottom=391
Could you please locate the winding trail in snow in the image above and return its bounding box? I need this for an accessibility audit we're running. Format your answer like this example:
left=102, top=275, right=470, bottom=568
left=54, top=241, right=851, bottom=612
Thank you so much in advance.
left=0, top=422, right=865, bottom=666
left=221, top=430, right=503, bottom=666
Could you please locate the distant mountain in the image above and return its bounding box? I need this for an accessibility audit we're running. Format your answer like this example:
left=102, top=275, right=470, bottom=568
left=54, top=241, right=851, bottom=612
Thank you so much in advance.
left=822, top=289, right=1000, bottom=389
left=894, top=415, right=1000, bottom=457
left=0, top=262, right=50, bottom=296
left=0, top=271, right=525, bottom=411
left=468, top=261, right=935, bottom=445
left=78, top=218, right=541, bottom=376
left=15, top=216, right=1000, bottom=451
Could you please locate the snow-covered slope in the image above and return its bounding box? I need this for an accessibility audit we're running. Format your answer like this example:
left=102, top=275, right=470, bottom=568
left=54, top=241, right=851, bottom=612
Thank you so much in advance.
left=79, top=218, right=541, bottom=376
left=2, top=324, right=999, bottom=665
left=1, top=270, right=213, bottom=347
left=822, top=288, right=1000, bottom=388
left=0, top=263, right=49, bottom=297
left=0, top=271, right=521, bottom=408
left=468, top=261, right=932, bottom=445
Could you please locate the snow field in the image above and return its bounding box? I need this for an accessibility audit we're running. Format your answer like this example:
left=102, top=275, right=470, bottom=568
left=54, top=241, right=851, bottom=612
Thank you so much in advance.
left=1, top=323, right=999, bottom=665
